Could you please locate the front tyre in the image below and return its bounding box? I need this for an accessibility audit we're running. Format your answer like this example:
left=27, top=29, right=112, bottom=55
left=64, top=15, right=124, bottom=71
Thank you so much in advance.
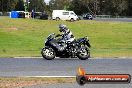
left=41, top=47, right=55, bottom=60
left=77, top=48, right=90, bottom=60
left=70, top=18, right=74, bottom=22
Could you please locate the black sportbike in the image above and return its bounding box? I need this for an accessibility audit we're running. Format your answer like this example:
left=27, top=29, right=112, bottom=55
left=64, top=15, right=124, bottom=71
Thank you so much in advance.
left=41, top=33, right=91, bottom=60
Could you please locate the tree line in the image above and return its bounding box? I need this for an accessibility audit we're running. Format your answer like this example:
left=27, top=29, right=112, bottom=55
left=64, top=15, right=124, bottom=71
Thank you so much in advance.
left=0, top=0, right=132, bottom=16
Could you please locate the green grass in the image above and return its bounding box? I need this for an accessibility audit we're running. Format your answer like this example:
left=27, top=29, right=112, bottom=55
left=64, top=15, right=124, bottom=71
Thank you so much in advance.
left=0, top=17, right=132, bottom=57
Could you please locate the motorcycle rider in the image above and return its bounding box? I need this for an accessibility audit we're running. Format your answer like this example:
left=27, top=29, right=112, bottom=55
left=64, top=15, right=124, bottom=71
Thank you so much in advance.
left=58, top=24, right=75, bottom=42
left=56, top=24, right=75, bottom=51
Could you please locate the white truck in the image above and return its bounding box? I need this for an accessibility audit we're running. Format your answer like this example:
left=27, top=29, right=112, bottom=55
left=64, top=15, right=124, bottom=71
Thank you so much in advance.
left=52, top=10, right=79, bottom=21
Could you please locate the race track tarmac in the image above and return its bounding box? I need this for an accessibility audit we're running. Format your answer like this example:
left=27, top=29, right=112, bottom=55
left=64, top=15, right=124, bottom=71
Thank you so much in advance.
left=0, top=58, right=132, bottom=77
left=0, top=58, right=132, bottom=88
left=26, top=83, right=132, bottom=88
left=94, top=18, right=132, bottom=22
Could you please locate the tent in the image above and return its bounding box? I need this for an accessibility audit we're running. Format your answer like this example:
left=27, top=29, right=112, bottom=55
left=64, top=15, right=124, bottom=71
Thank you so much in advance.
left=10, top=11, right=19, bottom=18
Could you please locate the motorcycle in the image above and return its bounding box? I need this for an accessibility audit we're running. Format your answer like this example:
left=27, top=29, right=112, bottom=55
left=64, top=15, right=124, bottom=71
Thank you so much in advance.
left=41, top=33, right=91, bottom=60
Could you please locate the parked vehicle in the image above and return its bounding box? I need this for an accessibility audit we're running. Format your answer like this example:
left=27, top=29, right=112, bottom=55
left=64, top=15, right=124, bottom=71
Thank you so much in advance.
left=83, top=13, right=93, bottom=20
left=41, top=33, right=91, bottom=60
left=40, top=13, right=48, bottom=20
left=31, top=12, right=48, bottom=20
left=52, top=10, right=79, bottom=21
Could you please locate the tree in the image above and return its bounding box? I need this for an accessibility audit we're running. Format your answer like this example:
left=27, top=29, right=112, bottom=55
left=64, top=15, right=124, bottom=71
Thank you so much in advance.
left=0, top=0, right=131, bottom=16
left=0, top=0, right=20, bottom=12
left=81, top=0, right=96, bottom=15
left=29, top=0, right=46, bottom=12
left=69, top=0, right=88, bottom=15
left=100, top=0, right=128, bottom=16
left=127, top=0, right=132, bottom=16
left=15, top=0, right=24, bottom=11
left=49, top=0, right=71, bottom=10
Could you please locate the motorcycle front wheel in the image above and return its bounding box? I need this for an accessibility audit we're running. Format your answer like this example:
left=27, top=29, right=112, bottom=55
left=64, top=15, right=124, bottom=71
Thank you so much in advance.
left=41, top=47, right=55, bottom=60
left=77, top=48, right=90, bottom=60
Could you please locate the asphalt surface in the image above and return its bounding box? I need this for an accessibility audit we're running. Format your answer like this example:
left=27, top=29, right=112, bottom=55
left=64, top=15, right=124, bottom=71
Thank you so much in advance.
left=94, top=18, right=132, bottom=22
left=26, top=83, right=132, bottom=88
left=0, top=58, right=132, bottom=77
left=0, top=58, right=132, bottom=88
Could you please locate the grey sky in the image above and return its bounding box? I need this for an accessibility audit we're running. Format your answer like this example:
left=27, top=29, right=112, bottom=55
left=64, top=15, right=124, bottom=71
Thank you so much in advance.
left=45, top=0, right=50, bottom=3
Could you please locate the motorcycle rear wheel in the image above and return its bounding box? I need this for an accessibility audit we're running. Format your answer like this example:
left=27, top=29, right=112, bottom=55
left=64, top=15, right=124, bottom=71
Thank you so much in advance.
left=41, top=47, right=55, bottom=60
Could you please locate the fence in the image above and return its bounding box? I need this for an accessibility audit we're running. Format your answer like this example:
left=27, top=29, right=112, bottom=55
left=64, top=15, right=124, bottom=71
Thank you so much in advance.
left=96, top=15, right=132, bottom=18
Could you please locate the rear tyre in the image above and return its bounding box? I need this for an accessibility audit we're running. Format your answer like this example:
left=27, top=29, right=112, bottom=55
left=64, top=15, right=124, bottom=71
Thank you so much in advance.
left=56, top=17, right=60, bottom=21
left=41, top=47, right=55, bottom=60
left=77, top=48, right=90, bottom=60
left=90, top=18, right=93, bottom=20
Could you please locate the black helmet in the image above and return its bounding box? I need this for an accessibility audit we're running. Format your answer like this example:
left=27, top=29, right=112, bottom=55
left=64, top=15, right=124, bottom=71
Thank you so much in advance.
left=59, top=24, right=67, bottom=32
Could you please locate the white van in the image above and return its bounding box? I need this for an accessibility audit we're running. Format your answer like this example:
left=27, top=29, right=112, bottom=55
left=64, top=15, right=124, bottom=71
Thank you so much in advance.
left=52, top=10, right=79, bottom=21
